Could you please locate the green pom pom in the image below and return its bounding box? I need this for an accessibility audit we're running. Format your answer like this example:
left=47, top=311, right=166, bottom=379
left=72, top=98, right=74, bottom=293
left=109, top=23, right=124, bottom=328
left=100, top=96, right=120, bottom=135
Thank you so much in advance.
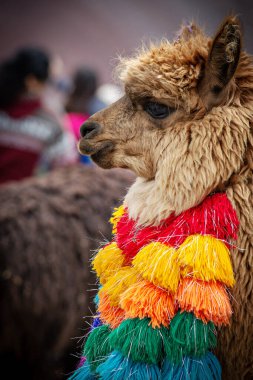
left=164, top=312, right=217, bottom=364
left=109, top=318, right=169, bottom=364
left=83, top=325, right=113, bottom=371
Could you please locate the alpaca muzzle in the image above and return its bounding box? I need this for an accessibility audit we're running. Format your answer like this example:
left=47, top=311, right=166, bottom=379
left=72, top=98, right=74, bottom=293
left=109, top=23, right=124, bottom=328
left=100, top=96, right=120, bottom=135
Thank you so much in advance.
left=80, top=121, right=101, bottom=139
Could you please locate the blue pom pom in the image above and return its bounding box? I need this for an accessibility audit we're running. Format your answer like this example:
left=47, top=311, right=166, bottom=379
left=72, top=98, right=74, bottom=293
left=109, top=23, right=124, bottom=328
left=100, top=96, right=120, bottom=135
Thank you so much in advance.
left=97, top=350, right=162, bottom=380
left=162, top=352, right=221, bottom=380
left=93, top=286, right=102, bottom=306
left=93, top=293, right=99, bottom=306
left=91, top=316, right=102, bottom=329
left=68, top=363, right=96, bottom=380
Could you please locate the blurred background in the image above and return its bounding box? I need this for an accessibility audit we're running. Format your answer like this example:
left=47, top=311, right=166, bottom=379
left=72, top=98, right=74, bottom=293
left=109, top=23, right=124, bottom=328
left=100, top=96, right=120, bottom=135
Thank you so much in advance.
left=1, top=0, right=253, bottom=82
left=0, top=0, right=252, bottom=379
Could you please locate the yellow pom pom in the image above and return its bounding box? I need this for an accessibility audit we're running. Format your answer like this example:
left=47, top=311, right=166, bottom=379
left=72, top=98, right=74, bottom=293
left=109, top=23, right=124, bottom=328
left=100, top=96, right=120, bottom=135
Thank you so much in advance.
left=177, top=235, right=235, bottom=286
left=99, top=267, right=140, bottom=306
left=132, top=242, right=180, bottom=293
left=109, top=205, right=125, bottom=233
left=92, top=242, right=125, bottom=285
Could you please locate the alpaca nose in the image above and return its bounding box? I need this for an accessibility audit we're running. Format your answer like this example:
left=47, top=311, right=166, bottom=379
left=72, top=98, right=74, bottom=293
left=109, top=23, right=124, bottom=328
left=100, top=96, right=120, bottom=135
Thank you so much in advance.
left=80, top=121, right=101, bottom=139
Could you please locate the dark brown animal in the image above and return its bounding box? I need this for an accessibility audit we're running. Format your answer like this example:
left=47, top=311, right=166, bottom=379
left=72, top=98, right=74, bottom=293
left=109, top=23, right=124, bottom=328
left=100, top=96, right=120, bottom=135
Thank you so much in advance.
left=0, top=164, right=134, bottom=379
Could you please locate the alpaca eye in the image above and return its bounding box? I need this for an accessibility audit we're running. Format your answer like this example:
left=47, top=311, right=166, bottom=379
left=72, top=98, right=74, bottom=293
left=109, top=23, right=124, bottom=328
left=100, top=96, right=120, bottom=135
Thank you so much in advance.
left=144, top=101, right=171, bottom=119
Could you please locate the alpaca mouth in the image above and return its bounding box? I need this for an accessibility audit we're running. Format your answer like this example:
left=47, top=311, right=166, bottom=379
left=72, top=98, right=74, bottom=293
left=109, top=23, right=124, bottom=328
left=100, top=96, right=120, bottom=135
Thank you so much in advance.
left=91, top=142, right=114, bottom=161
left=78, top=139, right=114, bottom=158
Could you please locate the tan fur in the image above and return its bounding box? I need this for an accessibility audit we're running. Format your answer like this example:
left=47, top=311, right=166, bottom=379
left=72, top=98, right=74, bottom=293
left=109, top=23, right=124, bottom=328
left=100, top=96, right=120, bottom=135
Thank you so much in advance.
left=79, top=17, right=253, bottom=379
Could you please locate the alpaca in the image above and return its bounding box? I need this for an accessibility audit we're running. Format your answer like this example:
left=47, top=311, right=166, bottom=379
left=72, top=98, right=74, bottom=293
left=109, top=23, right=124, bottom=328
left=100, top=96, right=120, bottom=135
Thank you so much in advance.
left=0, top=164, right=134, bottom=380
left=77, top=16, right=253, bottom=380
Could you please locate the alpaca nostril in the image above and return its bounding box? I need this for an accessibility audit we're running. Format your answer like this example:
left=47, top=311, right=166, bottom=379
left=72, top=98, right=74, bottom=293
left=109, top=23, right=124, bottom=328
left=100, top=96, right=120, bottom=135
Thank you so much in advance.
left=80, top=122, right=101, bottom=138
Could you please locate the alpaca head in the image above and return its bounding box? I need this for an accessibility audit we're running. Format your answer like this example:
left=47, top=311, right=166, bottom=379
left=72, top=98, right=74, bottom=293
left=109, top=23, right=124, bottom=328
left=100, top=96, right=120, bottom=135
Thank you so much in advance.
left=79, top=16, right=253, bottom=225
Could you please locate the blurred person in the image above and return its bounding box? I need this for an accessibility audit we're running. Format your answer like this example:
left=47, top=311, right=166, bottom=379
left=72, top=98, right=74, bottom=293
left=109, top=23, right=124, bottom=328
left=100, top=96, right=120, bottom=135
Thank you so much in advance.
left=65, top=67, right=106, bottom=164
left=0, top=47, right=77, bottom=185
left=42, top=54, right=72, bottom=116
left=66, top=67, right=106, bottom=118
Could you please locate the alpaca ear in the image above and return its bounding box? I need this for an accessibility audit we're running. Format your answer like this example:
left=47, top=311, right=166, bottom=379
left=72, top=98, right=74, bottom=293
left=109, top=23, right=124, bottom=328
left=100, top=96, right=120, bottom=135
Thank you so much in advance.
left=198, top=16, right=241, bottom=109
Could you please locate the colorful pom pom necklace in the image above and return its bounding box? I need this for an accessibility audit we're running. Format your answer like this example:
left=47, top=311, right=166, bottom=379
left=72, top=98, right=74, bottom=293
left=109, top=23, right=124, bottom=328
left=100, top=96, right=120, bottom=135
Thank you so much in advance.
left=69, top=192, right=239, bottom=380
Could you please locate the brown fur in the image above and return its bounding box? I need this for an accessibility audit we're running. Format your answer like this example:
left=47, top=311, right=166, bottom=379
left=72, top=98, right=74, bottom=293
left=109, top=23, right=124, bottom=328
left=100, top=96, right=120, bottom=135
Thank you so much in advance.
left=79, top=16, right=253, bottom=379
left=0, top=165, right=134, bottom=379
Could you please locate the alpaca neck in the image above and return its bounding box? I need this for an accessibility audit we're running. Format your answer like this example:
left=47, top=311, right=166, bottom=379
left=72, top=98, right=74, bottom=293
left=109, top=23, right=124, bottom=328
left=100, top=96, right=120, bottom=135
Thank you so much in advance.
left=124, top=176, right=176, bottom=226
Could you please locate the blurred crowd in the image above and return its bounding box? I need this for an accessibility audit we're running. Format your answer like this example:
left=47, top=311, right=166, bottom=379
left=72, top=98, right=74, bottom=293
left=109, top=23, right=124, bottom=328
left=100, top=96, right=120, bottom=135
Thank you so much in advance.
left=0, top=46, right=122, bottom=184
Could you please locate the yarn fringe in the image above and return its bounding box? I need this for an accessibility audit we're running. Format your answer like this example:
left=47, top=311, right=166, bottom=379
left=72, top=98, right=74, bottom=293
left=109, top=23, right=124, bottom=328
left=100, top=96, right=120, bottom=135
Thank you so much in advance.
left=162, top=352, right=221, bottom=380
left=164, top=312, right=217, bottom=363
left=68, top=362, right=96, bottom=380
left=132, top=242, right=180, bottom=292
left=120, top=280, right=176, bottom=328
left=97, top=350, right=162, bottom=380
left=177, top=235, right=235, bottom=286
left=116, top=212, right=161, bottom=262
left=158, top=192, right=239, bottom=248
left=115, top=193, right=239, bottom=261
left=176, top=278, right=232, bottom=325
left=77, top=356, right=86, bottom=368
left=92, top=242, right=125, bottom=285
left=91, top=316, right=102, bottom=329
left=100, top=267, right=140, bottom=306
left=71, top=193, right=238, bottom=379
left=98, top=292, right=125, bottom=329
left=109, top=318, right=168, bottom=364
left=110, top=205, right=125, bottom=234
left=83, top=324, right=112, bottom=371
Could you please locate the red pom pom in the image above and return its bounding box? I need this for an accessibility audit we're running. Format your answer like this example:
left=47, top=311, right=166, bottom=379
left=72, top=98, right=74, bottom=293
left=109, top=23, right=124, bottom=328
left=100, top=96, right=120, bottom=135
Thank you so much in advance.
left=116, top=194, right=239, bottom=262
left=158, top=193, right=239, bottom=247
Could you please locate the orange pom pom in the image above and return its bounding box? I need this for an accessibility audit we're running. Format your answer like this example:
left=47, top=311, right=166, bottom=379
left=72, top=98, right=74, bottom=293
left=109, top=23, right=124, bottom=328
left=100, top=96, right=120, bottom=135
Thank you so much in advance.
left=98, top=292, right=125, bottom=329
left=120, top=280, right=176, bottom=328
left=176, top=278, right=232, bottom=326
